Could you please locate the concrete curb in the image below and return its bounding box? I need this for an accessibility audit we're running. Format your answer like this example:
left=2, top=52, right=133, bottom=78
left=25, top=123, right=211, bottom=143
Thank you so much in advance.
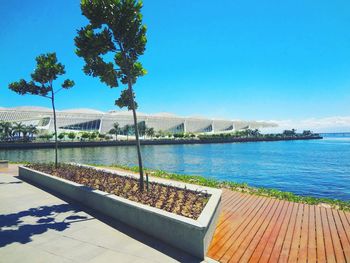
left=18, top=165, right=222, bottom=259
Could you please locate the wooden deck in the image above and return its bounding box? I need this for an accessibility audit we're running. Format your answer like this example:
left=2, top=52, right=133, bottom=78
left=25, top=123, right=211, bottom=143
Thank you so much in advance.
left=208, top=189, right=350, bottom=263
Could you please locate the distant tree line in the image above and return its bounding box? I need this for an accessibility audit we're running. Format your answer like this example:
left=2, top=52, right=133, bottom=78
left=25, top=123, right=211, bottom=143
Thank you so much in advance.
left=0, top=121, right=38, bottom=141
left=198, top=129, right=318, bottom=140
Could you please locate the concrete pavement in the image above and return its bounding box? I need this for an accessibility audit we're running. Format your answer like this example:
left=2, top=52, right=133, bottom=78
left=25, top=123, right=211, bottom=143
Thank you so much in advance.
left=0, top=165, right=209, bottom=263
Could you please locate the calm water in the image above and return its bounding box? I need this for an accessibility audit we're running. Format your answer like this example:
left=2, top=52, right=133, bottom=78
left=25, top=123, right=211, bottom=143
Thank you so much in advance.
left=1, top=135, right=349, bottom=201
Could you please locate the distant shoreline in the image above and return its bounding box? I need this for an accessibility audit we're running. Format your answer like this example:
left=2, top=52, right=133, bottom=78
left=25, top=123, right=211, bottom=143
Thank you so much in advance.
left=0, top=135, right=322, bottom=150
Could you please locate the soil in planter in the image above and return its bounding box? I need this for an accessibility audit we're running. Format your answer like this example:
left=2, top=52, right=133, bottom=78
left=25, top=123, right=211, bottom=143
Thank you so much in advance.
left=26, top=163, right=210, bottom=219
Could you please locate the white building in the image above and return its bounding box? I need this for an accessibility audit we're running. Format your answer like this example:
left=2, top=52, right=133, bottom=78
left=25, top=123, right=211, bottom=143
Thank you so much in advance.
left=0, top=106, right=277, bottom=133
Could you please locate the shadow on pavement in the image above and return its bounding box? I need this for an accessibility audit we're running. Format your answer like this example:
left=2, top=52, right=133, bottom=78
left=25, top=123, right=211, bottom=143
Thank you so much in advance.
left=0, top=203, right=90, bottom=247
left=15, top=175, right=203, bottom=263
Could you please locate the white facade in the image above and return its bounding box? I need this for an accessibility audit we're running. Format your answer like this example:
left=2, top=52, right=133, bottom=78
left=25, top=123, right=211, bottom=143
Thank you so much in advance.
left=0, top=106, right=277, bottom=133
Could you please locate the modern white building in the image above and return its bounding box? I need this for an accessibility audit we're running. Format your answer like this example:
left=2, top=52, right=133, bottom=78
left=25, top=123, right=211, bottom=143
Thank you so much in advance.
left=0, top=106, right=277, bottom=134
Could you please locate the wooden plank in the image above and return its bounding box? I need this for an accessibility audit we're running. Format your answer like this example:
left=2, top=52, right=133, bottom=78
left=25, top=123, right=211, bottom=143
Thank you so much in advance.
left=224, top=199, right=282, bottom=263
left=216, top=193, right=255, bottom=229
left=332, top=209, right=350, bottom=262
left=321, top=207, right=337, bottom=263
left=278, top=203, right=299, bottom=263
left=267, top=202, right=294, bottom=263
left=218, top=192, right=251, bottom=224
left=307, top=205, right=317, bottom=263
left=230, top=202, right=283, bottom=262
left=210, top=195, right=265, bottom=247
left=208, top=195, right=262, bottom=255
left=326, top=208, right=346, bottom=262
left=315, top=206, right=327, bottom=263
left=221, top=190, right=241, bottom=208
left=211, top=197, right=271, bottom=259
left=339, top=211, right=350, bottom=244
left=297, top=204, right=309, bottom=263
left=287, top=203, right=304, bottom=263
left=247, top=200, right=289, bottom=263
left=214, top=198, right=273, bottom=260
left=209, top=193, right=255, bottom=248
left=207, top=190, right=350, bottom=263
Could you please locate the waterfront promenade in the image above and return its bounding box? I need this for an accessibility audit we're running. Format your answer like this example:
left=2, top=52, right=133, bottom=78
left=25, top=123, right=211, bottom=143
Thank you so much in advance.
left=208, top=189, right=350, bottom=262
left=1, top=165, right=349, bottom=262
left=0, top=165, right=203, bottom=263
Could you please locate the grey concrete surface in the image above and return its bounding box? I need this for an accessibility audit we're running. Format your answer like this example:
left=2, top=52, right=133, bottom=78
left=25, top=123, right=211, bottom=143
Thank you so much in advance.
left=0, top=165, right=212, bottom=263
left=19, top=165, right=221, bottom=259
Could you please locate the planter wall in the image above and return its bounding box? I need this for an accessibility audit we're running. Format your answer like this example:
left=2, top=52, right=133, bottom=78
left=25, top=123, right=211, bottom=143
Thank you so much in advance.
left=0, top=160, right=8, bottom=168
left=19, top=165, right=222, bottom=259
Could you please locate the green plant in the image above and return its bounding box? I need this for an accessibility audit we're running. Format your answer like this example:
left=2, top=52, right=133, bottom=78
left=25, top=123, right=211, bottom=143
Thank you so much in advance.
left=68, top=132, right=76, bottom=141
left=8, top=53, right=74, bottom=167
left=146, top=127, right=155, bottom=139
left=75, top=0, right=148, bottom=191
left=81, top=132, right=90, bottom=140
left=89, top=132, right=97, bottom=140
left=109, top=122, right=121, bottom=140
left=91, top=163, right=350, bottom=211
left=58, top=133, right=65, bottom=140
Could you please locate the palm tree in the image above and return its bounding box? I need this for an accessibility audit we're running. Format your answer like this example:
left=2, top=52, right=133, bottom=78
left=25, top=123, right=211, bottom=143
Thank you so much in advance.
left=12, top=122, right=26, bottom=139
left=0, top=122, right=13, bottom=140
left=108, top=122, right=121, bottom=140
left=27, top=125, right=38, bottom=140
left=146, top=127, right=155, bottom=139
left=124, top=125, right=132, bottom=141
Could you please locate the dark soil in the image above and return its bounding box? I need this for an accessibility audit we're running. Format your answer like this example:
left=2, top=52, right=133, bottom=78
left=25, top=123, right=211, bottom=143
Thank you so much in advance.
left=26, top=163, right=209, bottom=219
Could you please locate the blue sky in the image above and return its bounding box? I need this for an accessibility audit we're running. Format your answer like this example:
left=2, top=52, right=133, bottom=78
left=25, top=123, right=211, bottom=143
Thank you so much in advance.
left=1, top=0, right=350, bottom=123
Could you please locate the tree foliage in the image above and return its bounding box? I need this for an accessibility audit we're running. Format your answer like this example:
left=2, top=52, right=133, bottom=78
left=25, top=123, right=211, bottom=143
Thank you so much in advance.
left=75, top=0, right=147, bottom=190
left=75, top=0, right=147, bottom=94
left=9, top=53, right=74, bottom=97
left=8, top=52, right=74, bottom=167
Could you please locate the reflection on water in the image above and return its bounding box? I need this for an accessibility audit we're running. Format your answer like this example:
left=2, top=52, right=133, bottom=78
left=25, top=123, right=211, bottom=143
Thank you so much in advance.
left=1, top=136, right=349, bottom=201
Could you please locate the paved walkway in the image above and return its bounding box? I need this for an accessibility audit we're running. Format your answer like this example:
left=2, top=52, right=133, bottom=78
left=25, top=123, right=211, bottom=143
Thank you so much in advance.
left=0, top=165, right=205, bottom=263
left=208, top=189, right=350, bottom=263
left=3, top=164, right=349, bottom=263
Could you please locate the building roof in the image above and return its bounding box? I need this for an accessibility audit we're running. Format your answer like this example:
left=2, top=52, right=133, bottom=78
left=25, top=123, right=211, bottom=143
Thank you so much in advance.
left=61, top=108, right=104, bottom=114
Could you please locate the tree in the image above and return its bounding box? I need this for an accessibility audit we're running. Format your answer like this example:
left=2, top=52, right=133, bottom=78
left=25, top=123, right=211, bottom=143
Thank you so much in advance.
left=81, top=132, right=90, bottom=140
left=68, top=132, right=76, bottom=141
left=123, top=124, right=132, bottom=140
left=58, top=132, right=66, bottom=140
left=90, top=132, right=98, bottom=140
left=12, top=122, right=26, bottom=139
left=8, top=53, right=74, bottom=167
left=109, top=122, right=121, bottom=140
left=137, top=121, right=146, bottom=138
left=98, top=133, right=106, bottom=140
left=26, top=125, right=38, bottom=140
left=146, top=127, right=155, bottom=139
left=75, top=0, right=147, bottom=191
left=0, top=122, right=12, bottom=140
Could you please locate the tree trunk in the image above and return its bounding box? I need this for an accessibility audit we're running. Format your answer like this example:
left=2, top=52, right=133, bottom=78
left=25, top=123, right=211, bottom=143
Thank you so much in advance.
left=127, top=81, right=145, bottom=191
left=51, top=89, right=59, bottom=168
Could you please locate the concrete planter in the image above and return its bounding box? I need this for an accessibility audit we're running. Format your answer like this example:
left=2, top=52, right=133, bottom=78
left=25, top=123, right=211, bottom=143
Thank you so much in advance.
left=0, top=160, right=8, bottom=168
left=18, top=165, right=221, bottom=259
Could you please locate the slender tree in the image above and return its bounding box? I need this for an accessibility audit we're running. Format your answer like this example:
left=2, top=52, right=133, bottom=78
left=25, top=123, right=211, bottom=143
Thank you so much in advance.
left=8, top=53, right=75, bottom=167
left=75, top=0, right=147, bottom=190
left=146, top=127, right=155, bottom=139
left=27, top=125, right=38, bottom=140
left=137, top=121, right=146, bottom=138
left=109, top=122, right=121, bottom=140
left=124, top=124, right=132, bottom=140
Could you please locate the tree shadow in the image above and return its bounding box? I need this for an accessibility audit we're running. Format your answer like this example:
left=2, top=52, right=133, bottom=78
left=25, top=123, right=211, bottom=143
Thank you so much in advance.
left=0, top=204, right=90, bottom=247
left=14, top=176, right=202, bottom=262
